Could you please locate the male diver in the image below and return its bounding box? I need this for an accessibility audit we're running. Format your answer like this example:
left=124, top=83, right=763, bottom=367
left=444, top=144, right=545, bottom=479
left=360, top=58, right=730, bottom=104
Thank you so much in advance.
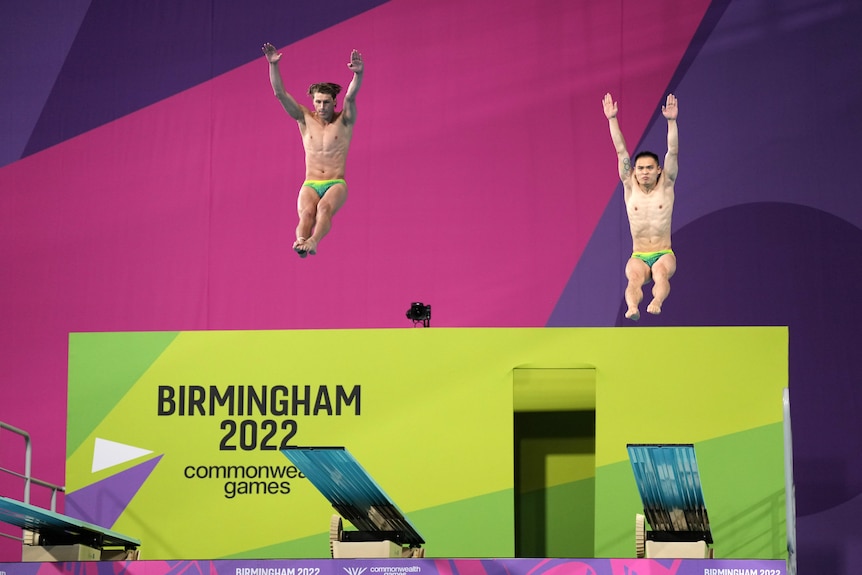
left=602, top=92, right=679, bottom=320
left=263, top=44, right=364, bottom=257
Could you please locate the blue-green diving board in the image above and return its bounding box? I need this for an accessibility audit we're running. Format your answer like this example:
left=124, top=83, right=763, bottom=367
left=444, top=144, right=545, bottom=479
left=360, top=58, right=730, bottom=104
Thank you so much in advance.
left=282, top=446, right=424, bottom=546
left=0, top=495, right=141, bottom=550
left=627, top=443, right=713, bottom=544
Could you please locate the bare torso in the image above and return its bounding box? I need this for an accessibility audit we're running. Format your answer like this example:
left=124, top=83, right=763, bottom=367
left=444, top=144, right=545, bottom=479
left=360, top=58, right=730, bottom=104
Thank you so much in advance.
left=299, top=110, right=353, bottom=180
left=624, top=174, right=674, bottom=252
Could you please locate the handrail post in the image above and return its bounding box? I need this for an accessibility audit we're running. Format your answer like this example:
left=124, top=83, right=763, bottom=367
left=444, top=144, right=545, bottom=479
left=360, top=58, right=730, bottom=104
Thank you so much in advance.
left=1, top=421, right=64, bottom=511
left=0, top=421, right=34, bottom=504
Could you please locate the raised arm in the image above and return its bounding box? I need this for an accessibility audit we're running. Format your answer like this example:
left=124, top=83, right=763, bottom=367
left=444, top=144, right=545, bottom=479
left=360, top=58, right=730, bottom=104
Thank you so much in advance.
left=662, top=93, right=679, bottom=184
left=262, top=43, right=305, bottom=122
left=603, top=93, right=631, bottom=183
left=340, top=49, right=364, bottom=126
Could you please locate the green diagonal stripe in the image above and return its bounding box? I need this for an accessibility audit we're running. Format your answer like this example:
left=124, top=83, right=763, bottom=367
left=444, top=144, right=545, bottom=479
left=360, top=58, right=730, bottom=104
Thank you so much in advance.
left=67, top=331, right=179, bottom=456
left=227, top=488, right=516, bottom=559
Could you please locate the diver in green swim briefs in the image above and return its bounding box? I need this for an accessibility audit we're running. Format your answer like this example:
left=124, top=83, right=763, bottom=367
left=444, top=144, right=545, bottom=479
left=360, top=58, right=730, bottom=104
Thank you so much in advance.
left=302, top=179, right=348, bottom=199
left=603, top=92, right=679, bottom=321
left=263, top=44, right=364, bottom=257
left=632, top=249, right=675, bottom=269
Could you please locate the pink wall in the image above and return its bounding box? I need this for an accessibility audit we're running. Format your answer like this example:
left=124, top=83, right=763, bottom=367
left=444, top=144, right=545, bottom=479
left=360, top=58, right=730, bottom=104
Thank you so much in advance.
left=0, top=0, right=709, bottom=559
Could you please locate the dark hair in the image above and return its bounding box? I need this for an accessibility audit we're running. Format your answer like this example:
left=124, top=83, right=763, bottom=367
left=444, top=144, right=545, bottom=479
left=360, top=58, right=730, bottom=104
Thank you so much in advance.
left=307, top=83, right=342, bottom=98
left=633, top=151, right=660, bottom=167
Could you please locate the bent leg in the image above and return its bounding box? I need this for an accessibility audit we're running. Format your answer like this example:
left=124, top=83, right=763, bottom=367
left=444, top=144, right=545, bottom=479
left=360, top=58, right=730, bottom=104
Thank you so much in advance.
left=294, top=187, right=320, bottom=257
left=624, top=258, right=650, bottom=321
left=302, top=183, right=347, bottom=255
left=647, top=253, right=677, bottom=314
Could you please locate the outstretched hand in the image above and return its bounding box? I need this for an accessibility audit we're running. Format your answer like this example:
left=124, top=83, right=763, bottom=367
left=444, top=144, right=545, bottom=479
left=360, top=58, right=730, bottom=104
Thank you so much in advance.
left=348, top=49, right=364, bottom=74
left=262, top=43, right=282, bottom=63
left=602, top=93, right=618, bottom=119
left=662, top=93, right=678, bottom=120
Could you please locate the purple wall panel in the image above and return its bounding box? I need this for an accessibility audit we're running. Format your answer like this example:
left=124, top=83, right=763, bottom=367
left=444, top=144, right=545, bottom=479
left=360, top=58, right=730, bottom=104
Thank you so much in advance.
left=0, top=0, right=91, bottom=166
left=18, top=0, right=389, bottom=163
left=549, top=0, right=862, bottom=569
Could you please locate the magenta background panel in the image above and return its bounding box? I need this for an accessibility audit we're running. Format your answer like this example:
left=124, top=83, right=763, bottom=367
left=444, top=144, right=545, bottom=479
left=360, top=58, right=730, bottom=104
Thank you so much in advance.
left=3, top=0, right=862, bottom=570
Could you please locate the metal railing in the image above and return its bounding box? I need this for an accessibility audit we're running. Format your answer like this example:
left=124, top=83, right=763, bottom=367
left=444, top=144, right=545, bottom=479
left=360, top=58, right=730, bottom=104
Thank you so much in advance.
left=0, top=421, right=66, bottom=542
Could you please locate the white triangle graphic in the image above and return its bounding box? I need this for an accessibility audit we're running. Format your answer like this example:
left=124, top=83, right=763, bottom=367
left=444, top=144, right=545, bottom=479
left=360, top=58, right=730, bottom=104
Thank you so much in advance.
left=92, top=437, right=153, bottom=473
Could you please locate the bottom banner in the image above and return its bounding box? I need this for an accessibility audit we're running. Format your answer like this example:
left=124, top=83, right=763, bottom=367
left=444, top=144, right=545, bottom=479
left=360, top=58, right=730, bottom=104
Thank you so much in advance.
left=0, top=558, right=786, bottom=575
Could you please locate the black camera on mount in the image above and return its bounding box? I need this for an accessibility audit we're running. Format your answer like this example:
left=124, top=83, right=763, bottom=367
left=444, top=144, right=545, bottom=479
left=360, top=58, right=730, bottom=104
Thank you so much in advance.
left=406, top=302, right=431, bottom=327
